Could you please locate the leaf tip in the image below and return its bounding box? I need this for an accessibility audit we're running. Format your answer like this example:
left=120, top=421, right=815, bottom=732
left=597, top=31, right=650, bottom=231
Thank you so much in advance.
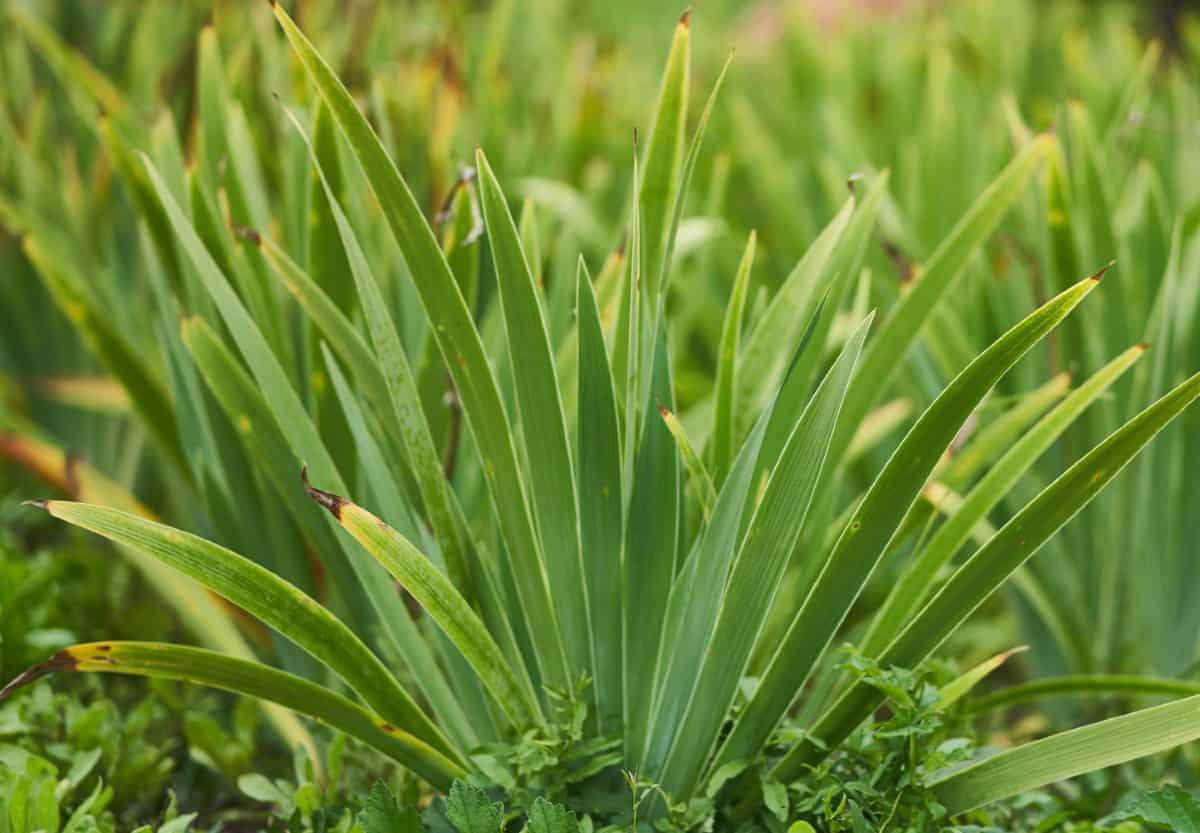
left=679, top=7, right=692, bottom=27
left=22, top=499, right=48, bottom=511
left=301, top=465, right=347, bottom=520
left=1138, top=341, right=1151, bottom=352
left=0, top=650, right=78, bottom=703
left=1089, top=260, right=1115, bottom=283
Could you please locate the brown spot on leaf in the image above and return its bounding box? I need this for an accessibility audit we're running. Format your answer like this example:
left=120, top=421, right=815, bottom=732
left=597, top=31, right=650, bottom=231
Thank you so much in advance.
left=881, top=239, right=916, bottom=284
left=235, top=226, right=262, bottom=246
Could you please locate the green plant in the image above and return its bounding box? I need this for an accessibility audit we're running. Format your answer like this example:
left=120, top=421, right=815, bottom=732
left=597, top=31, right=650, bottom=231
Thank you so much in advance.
left=2, top=4, right=1200, bottom=829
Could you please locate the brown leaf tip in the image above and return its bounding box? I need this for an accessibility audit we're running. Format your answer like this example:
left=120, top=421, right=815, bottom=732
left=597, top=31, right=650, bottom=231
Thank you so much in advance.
left=22, top=499, right=49, bottom=511
left=301, top=466, right=347, bottom=520
left=0, top=651, right=79, bottom=703
left=657, top=401, right=672, bottom=419
left=1089, top=260, right=1115, bottom=282
left=1138, top=341, right=1151, bottom=352
left=679, top=7, right=692, bottom=27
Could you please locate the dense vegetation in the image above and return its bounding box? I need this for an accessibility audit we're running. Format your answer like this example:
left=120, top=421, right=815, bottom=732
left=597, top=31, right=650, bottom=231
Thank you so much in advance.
left=1, top=1, right=1199, bottom=830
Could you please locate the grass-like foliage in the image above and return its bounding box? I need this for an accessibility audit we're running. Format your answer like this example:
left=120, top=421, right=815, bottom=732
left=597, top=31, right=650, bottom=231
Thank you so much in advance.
left=1, top=0, right=1200, bottom=829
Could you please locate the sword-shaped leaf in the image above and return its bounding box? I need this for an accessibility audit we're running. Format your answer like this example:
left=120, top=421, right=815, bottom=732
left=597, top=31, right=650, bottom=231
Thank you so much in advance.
left=718, top=271, right=1102, bottom=774
left=25, top=499, right=460, bottom=766
left=931, top=695, right=1200, bottom=814
left=301, top=472, right=542, bottom=730
left=0, top=643, right=465, bottom=790
left=783, top=366, right=1200, bottom=779
left=270, top=0, right=568, bottom=690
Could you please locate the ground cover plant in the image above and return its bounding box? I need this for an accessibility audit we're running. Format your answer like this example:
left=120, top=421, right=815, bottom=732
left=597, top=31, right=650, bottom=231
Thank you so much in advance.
left=2, top=0, right=1200, bottom=830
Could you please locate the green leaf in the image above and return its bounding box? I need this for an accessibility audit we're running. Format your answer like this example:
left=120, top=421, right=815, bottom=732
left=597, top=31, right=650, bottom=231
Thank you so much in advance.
left=786, top=364, right=1200, bottom=779
left=575, top=261, right=625, bottom=733
left=271, top=0, right=568, bottom=690
left=301, top=472, right=542, bottom=730
left=659, top=404, right=716, bottom=520
left=860, top=342, right=1146, bottom=657
left=0, top=642, right=465, bottom=790
left=526, top=797, right=581, bottom=833
left=738, top=199, right=854, bottom=429
left=968, top=675, right=1200, bottom=715
left=661, top=314, right=871, bottom=794
left=239, top=774, right=290, bottom=805
left=446, top=781, right=503, bottom=833
left=931, top=695, right=1200, bottom=813
left=476, top=149, right=590, bottom=680
left=644, top=303, right=828, bottom=775
left=315, top=121, right=476, bottom=602
left=937, top=646, right=1027, bottom=709
left=255, top=232, right=391, bottom=425
left=833, top=136, right=1052, bottom=458
left=623, top=314, right=680, bottom=762
left=1106, top=784, right=1200, bottom=832
left=724, top=272, right=1100, bottom=777
left=654, top=51, right=732, bottom=299
left=359, top=782, right=422, bottom=833
left=321, top=345, right=496, bottom=752
left=27, top=500, right=458, bottom=764
left=761, top=780, right=789, bottom=823
left=638, top=11, right=690, bottom=301
left=710, top=231, right=756, bottom=486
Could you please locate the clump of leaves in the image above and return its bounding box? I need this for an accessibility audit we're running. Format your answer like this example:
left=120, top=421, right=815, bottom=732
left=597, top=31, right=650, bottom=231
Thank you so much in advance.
left=766, top=653, right=972, bottom=833
left=3, top=3, right=1200, bottom=832
left=469, top=678, right=622, bottom=810
left=0, top=680, right=179, bottom=831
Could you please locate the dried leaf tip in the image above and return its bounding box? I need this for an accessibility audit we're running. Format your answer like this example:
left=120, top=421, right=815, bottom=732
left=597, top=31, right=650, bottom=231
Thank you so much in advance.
left=1089, top=260, right=1116, bottom=282
left=657, top=401, right=672, bottom=419
left=0, top=651, right=77, bottom=703
left=679, top=7, right=692, bottom=27
left=301, top=465, right=347, bottom=520
left=1138, top=342, right=1151, bottom=352
left=22, top=499, right=48, bottom=511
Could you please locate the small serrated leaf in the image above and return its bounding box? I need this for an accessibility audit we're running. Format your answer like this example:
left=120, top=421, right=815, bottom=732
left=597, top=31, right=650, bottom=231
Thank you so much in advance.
left=359, top=782, right=422, bottom=833
left=1106, top=784, right=1200, bottom=832
left=526, top=797, right=580, bottom=833
left=446, top=782, right=504, bottom=833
